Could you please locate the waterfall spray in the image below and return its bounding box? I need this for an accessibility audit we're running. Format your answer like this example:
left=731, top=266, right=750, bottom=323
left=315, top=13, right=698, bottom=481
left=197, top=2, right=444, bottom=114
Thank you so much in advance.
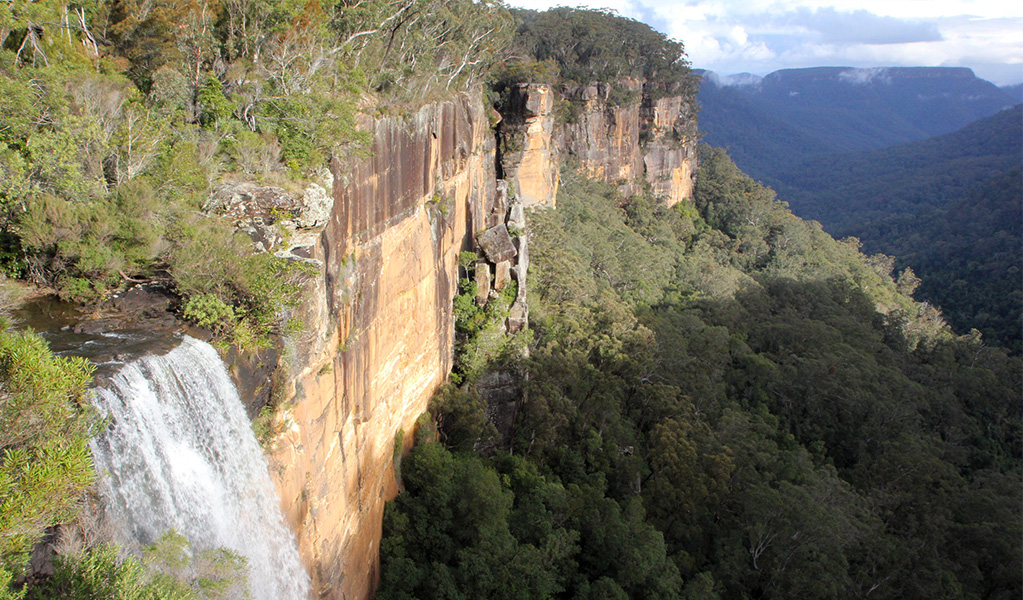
left=91, top=336, right=311, bottom=600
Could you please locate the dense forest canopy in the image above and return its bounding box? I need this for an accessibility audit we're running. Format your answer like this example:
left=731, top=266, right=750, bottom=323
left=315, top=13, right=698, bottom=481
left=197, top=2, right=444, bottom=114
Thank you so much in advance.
left=698, top=72, right=1022, bottom=355
left=0, top=2, right=1019, bottom=599
left=379, top=149, right=1021, bottom=600
left=509, top=8, right=694, bottom=94
left=774, top=105, right=1023, bottom=353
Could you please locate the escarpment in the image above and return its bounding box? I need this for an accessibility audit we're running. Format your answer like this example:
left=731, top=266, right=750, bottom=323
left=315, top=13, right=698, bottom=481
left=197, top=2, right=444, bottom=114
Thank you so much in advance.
left=498, top=80, right=699, bottom=208
left=263, top=80, right=698, bottom=600
left=267, top=92, right=497, bottom=600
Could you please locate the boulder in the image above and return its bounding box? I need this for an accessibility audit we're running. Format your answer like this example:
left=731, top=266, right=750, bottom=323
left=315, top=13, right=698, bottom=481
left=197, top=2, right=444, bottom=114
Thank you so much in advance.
left=474, top=262, right=492, bottom=306
left=490, top=180, right=510, bottom=228
left=109, top=284, right=174, bottom=316
left=493, top=261, right=512, bottom=292
left=240, top=218, right=281, bottom=252
left=513, top=233, right=529, bottom=297
left=477, top=223, right=517, bottom=264
left=296, top=182, right=333, bottom=229
left=507, top=297, right=528, bottom=334
left=507, top=200, right=525, bottom=233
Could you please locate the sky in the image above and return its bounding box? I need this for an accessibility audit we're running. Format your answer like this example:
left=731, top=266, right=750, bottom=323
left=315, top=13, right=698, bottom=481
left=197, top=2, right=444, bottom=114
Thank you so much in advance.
left=503, top=0, right=1023, bottom=86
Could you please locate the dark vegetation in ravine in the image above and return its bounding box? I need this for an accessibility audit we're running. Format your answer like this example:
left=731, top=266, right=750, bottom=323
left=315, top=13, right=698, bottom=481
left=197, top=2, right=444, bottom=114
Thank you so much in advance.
left=698, top=68, right=1022, bottom=354
left=773, top=106, right=1023, bottom=353
left=377, top=147, right=1022, bottom=600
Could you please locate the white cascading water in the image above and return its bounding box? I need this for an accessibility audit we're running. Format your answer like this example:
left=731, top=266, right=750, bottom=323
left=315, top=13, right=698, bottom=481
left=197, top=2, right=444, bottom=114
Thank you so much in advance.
left=90, top=335, right=311, bottom=600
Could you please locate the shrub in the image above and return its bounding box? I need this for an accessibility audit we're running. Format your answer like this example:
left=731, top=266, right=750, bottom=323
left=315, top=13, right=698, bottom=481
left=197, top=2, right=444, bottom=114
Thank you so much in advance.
left=182, top=294, right=237, bottom=333
left=0, top=326, right=96, bottom=573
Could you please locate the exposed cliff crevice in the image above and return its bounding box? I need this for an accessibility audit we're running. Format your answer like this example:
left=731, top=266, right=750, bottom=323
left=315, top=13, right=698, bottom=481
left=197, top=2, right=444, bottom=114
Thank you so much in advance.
left=498, top=80, right=699, bottom=208
left=267, top=92, right=497, bottom=600
left=265, top=78, right=696, bottom=600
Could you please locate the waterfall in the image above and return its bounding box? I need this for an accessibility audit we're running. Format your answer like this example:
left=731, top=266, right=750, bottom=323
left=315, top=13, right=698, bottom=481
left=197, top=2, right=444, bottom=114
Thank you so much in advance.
left=90, top=336, right=311, bottom=600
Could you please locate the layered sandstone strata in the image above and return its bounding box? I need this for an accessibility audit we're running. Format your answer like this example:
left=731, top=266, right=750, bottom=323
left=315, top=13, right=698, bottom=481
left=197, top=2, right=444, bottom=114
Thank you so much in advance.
left=500, top=80, right=698, bottom=207
left=267, top=92, right=497, bottom=600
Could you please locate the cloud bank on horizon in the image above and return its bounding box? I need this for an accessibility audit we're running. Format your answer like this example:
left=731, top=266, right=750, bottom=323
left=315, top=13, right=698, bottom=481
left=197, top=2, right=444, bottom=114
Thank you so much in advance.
left=504, top=0, right=1023, bottom=85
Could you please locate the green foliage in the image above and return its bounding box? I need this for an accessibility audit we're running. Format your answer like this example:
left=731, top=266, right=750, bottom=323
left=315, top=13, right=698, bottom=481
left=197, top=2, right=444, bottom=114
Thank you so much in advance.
left=773, top=106, right=1023, bottom=352
left=167, top=215, right=314, bottom=348
left=0, top=0, right=387, bottom=319
left=183, top=294, right=237, bottom=333
left=509, top=8, right=696, bottom=97
left=451, top=264, right=521, bottom=385
left=0, top=325, right=96, bottom=574
left=23, top=532, right=249, bottom=600
left=25, top=544, right=194, bottom=600
left=197, top=76, right=232, bottom=130
left=334, top=0, right=514, bottom=106
left=430, top=384, right=497, bottom=452
left=142, top=532, right=249, bottom=600
left=382, top=155, right=1020, bottom=600
left=379, top=441, right=676, bottom=600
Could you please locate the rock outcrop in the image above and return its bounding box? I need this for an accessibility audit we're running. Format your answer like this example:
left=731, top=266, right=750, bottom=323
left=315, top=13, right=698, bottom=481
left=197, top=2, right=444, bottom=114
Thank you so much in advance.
left=256, top=78, right=694, bottom=600
left=499, top=80, right=698, bottom=207
left=560, top=80, right=646, bottom=196
left=498, top=84, right=560, bottom=208
left=266, top=92, right=497, bottom=600
left=641, top=94, right=698, bottom=205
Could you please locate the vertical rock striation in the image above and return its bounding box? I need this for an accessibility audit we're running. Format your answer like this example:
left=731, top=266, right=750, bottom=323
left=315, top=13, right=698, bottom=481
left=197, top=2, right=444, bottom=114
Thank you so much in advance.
left=500, top=80, right=699, bottom=207
left=498, top=83, right=561, bottom=208
left=561, top=80, right=646, bottom=197
left=268, top=92, right=496, bottom=600
left=641, top=93, right=699, bottom=206
left=263, top=79, right=697, bottom=600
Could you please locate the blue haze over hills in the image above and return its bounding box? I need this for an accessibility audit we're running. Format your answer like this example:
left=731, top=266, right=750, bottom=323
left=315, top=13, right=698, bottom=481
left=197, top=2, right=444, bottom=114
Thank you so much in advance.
left=696, top=66, right=1022, bottom=351
left=696, top=66, right=1017, bottom=182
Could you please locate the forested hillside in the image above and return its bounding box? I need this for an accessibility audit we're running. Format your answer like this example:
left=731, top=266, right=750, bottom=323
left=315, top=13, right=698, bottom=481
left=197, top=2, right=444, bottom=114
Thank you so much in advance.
left=378, top=147, right=1021, bottom=600
left=502, top=7, right=695, bottom=96
left=695, top=72, right=838, bottom=178
left=774, top=106, right=1023, bottom=352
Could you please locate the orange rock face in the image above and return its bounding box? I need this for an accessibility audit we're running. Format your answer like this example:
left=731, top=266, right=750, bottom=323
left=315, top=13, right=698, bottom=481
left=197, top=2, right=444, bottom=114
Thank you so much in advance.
left=502, top=80, right=699, bottom=207
left=561, top=81, right=646, bottom=197
left=499, top=83, right=560, bottom=208
left=267, top=93, right=495, bottom=600
left=263, top=83, right=697, bottom=600
left=641, top=94, right=698, bottom=207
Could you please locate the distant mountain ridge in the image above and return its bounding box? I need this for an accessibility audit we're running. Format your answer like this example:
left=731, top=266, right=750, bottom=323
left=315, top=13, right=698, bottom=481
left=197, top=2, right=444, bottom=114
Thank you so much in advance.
left=696, top=66, right=1017, bottom=181
left=1002, top=84, right=1023, bottom=102
left=774, top=105, right=1022, bottom=231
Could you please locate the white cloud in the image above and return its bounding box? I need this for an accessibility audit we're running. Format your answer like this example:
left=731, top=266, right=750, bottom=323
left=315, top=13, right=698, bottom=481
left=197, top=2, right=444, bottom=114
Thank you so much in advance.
left=838, top=67, right=892, bottom=84
left=503, top=0, right=1023, bottom=84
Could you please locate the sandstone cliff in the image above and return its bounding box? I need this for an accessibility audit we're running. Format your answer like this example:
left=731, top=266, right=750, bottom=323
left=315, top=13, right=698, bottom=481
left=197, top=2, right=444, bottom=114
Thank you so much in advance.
left=498, top=80, right=698, bottom=208
left=262, top=79, right=697, bottom=600
left=267, top=93, right=497, bottom=600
